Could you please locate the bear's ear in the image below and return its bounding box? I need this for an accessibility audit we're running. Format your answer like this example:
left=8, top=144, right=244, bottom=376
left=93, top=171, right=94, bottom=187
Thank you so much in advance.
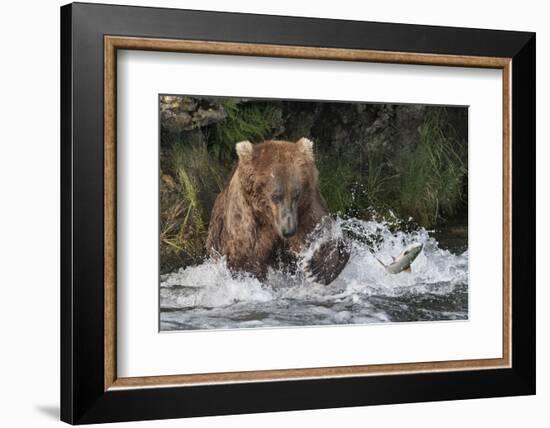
left=235, top=140, right=253, bottom=161
left=297, top=137, right=314, bottom=160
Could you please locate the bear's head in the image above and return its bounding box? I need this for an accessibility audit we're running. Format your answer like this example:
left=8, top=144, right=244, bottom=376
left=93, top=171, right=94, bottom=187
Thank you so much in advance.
left=235, top=138, right=319, bottom=240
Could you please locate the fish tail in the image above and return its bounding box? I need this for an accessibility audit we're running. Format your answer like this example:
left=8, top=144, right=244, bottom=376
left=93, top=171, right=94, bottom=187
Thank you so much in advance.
left=375, top=257, right=387, bottom=268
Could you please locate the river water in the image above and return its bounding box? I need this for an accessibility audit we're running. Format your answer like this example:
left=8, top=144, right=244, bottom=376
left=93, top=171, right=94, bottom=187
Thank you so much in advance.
left=160, top=218, right=468, bottom=331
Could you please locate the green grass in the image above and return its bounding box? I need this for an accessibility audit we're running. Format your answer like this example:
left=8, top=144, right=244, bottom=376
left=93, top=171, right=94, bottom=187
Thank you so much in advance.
left=399, top=110, right=467, bottom=226
left=316, top=152, right=358, bottom=215
left=160, top=140, right=229, bottom=272
left=365, top=149, right=400, bottom=207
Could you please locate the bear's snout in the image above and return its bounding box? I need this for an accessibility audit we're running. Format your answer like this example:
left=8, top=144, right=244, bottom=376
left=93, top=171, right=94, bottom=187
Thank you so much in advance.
left=281, top=212, right=297, bottom=238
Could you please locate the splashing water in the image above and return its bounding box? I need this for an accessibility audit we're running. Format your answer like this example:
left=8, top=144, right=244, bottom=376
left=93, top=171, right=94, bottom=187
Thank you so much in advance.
left=160, top=218, right=468, bottom=331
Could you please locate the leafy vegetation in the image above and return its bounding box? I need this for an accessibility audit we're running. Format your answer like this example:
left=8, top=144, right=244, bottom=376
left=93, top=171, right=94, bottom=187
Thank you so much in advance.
left=212, top=100, right=281, bottom=160
left=399, top=110, right=467, bottom=226
left=316, top=152, right=358, bottom=215
left=160, top=140, right=229, bottom=272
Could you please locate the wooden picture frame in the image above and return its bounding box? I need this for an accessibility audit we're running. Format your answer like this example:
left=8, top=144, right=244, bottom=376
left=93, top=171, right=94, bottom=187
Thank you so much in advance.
left=61, top=2, right=535, bottom=424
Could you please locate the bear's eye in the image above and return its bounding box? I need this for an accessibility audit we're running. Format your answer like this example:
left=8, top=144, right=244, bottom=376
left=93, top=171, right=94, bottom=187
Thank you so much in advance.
left=271, top=193, right=282, bottom=203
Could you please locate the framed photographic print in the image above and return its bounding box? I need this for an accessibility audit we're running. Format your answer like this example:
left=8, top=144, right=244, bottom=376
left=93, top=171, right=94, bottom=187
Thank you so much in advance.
left=60, top=2, right=536, bottom=424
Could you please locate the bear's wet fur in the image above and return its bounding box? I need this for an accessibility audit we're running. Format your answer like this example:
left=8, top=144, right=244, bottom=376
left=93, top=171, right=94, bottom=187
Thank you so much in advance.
left=206, top=138, right=349, bottom=285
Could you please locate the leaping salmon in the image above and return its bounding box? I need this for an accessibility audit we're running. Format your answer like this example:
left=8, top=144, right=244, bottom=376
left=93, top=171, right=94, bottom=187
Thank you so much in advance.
left=375, top=243, right=423, bottom=274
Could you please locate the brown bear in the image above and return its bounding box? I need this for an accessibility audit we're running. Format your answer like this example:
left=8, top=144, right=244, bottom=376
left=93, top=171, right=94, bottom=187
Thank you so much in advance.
left=206, top=137, right=349, bottom=285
